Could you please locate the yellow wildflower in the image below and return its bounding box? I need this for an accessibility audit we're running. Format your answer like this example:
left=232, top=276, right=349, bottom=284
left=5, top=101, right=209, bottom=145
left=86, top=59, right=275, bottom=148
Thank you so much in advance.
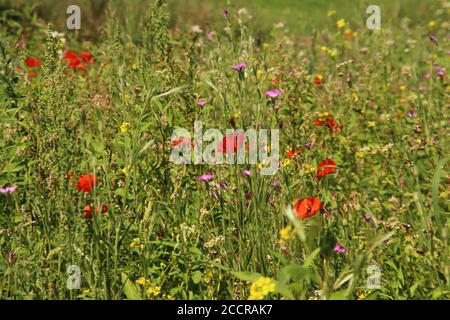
left=263, top=42, right=270, bottom=49
left=135, top=277, right=151, bottom=286
left=337, top=19, right=346, bottom=28
left=428, top=21, right=436, bottom=29
left=248, top=277, right=276, bottom=300
left=352, top=93, right=359, bottom=102
left=130, top=237, right=144, bottom=250
left=303, top=164, right=315, bottom=174
left=328, top=10, right=336, bottom=17
left=279, top=225, right=294, bottom=242
left=367, top=121, right=376, bottom=127
left=132, top=63, right=138, bottom=70
left=121, top=166, right=130, bottom=175
left=120, top=122, right=131, bottom=133
left=146, top=285, right=161, bottom=299
left=282, top=158, right=291, bottom=168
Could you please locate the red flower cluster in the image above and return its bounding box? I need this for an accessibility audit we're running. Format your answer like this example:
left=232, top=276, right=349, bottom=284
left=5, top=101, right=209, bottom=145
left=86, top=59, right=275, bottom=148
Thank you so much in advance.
left=25, top=57, right=41, bottom=68
left=65, top=51, right=94, bottom=71
left=317, top=159, right=337, bottom=178
left=293, top=197, right=322, bottom=220
left=314, top=115, right=340, bottom=133
left=25, top=57, right=41, bottom=77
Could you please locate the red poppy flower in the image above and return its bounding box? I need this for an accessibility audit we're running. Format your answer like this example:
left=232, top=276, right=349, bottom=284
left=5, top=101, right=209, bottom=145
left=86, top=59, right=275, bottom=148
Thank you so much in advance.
left=81, top=51, right=94, bottom=65
left=25, top=57, right=41, bottom=68
left=217, top=131, right=246, bottom=154
left=286, top=148, right=301, bottom=159
left=101, top=204, right=109, bottom=213
left=76, top=174, right=97, bottom=193
left=293, top=197, right=322, bottom=220
left=65, top=51, right=77, bottom=60
left=317, top=159, right=337, bottom=178
left=68, top=56, right=81, bottom=68
left=84, top=205, right=92, bottom=219
left=314, top=118, right=325, bottom=126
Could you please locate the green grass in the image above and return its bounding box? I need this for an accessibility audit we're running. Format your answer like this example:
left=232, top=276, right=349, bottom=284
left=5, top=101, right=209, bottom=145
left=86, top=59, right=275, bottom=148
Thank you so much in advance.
left=0, top=0, right=449, bottom=300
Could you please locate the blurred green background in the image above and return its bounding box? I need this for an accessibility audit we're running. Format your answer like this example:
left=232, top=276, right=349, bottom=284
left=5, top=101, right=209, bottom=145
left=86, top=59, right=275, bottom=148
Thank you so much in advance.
left=0, top=0, right=436, bottom=39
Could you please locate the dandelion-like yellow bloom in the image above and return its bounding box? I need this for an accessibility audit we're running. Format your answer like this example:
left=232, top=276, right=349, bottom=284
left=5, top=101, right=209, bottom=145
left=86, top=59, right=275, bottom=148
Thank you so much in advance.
left=132, top=63, right=138, bottom=70
left=327, top=10, right=336, bottom=17
left=279, top=225, right=294, bottom=241
left=337, top=19, right=346, bottom=28
left=120, top=122, right=131, bottom=133
left=248, top=277, right=276, bottom=300
left=428, top=20, right=436, bottom=29
left=367, top=121, right=376, bottom=127
left=263, top=42, right=270, bottom=49
left=352, top=93, right=359, bottom=102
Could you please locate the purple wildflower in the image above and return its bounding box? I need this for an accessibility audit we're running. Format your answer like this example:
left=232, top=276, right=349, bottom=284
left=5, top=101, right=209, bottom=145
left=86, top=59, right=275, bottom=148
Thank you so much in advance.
left=207, top=32, right=214, bottom=41
left=274, top=104, right=281, bottom=110
left=197, top=100, right=207, bottom=107
left=265, top=89, right=282, bottom=99
left=0, top=185, right=17, bottom=194
left=232, top=63, right=247, bottom=72
left=407, top=110, right=415, bottom=118
left=197, top=173, right=215, bottom=182
left=218, top=181, right=228, bottom=188
left=428, top=35, right=438, bottom=44
left=223, top=10, right=229, bottom=19
left=363, top=214, right=372, bottom=222
left=304, top=142, right=313, bottom=149
left=242, top=169, right=251, bottom=176
left=246, top=191, right=253, bottom=200
left=334, top=243, right=346, bottom=254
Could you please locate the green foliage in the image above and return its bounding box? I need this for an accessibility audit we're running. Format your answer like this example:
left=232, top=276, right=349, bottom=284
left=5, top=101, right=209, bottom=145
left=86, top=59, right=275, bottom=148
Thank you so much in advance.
left=0, top=0, right=448, bottom=300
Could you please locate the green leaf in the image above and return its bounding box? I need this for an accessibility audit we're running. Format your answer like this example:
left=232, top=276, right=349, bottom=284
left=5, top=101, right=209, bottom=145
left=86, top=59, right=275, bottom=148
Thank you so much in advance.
left=121, top=273, right=142, bottom=300
left=232, top=271, right=262, bottom=282
left=191, top=270, right=203, bottom=284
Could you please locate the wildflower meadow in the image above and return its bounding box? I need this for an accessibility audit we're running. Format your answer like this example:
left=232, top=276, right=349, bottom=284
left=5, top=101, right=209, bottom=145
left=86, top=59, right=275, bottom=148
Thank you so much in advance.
left=0, top=0, right=449, bottom=301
